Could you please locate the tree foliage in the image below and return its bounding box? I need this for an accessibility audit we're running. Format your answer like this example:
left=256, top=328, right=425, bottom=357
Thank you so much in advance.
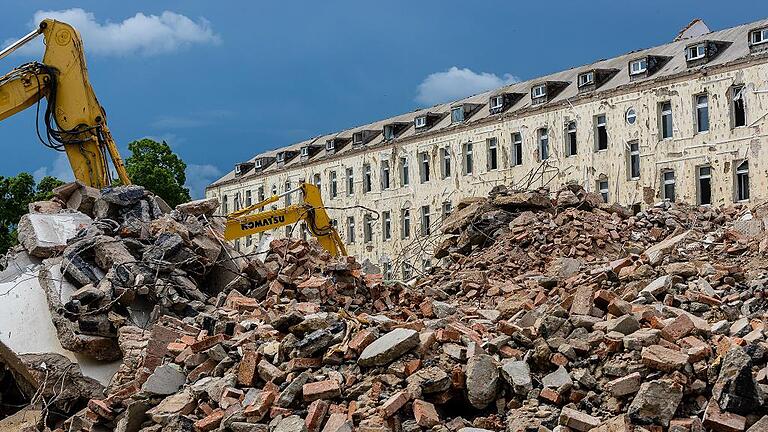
left=0, top=173, right=65, bottom=254
left=125, top=138, right=191, bottom=207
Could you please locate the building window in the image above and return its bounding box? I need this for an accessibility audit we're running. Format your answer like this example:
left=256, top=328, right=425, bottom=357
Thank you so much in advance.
left=463, top=143, right=474, bottom=175
left=381, top=160, right=391, bottom=190
left=751, top=28, right=768, bottom=45
left=662, top=170, right=676, bottom=202
left=271, top=185, right=277, bottom=196
left=313, top=173, right=322, bottom=191
left=698, top=166, right=712, bottom=205
left=732, top=86, right=746, bottom=128
left=440, top=147, right=451, bottom=178
left=422, top=259, right=432, bottom=271
left=512, top=132, right=523, bottom=166
left=402, top=265, right=413, bottom=280
left=660, top=101, right=673, bottom=139
left=346, top=216, right=355, bottom=243
left=687, top=44, right=706, bottom=61
left=531, top=84, right=547, bottom=99
left=284, top=181, right=292, bottom=205
left=578, top=71, right=594, bottom=87
left=233, top=192, right=241, bottom=212
left=382, top=261, right=392, bottom=280
left=382, top=211, right=392, bottom=241
left=735, top=160, right=750, bottom=201
left=414, top=116, right=427, bottom=129
left=598, top=180, right=609, bottom=203
left=538, top=128, right=549, bottom=161
left=565, top=121, right=577, bottom=157
left=420, top=205, right=431, bottom=236
left=628, top=141, right=640, bottom=180
left=630, top=58, right=647, bottom=75
left=330, top=171, right=338, bottom=198
left=401, top=208, right=411, bottom=239
left=326, top=140, right=335, bottom=151
left=363, top=214, right=373, bottom=243
left=258, top=186, right=265, bottom=210
left=419, top=152, right=430, bottom=183
left=442, top=201, right=452, bottom=218
left=346, top=168, right=354, bottom=195
left=625, top=108, right=637, bottom=125
left=595, top=114, right=608, bottom=151
left=384, top=125, right=395, bottom=140
left=487, top=138, right=499, bottom=170
left=490, top=95, right=504, bottom=110
left=451, top=106, right=464, bottom=123
left=363, top=164, right=372, bottom=193
left=222, top=194, right=228, bottom=214
left=696, top=94, right=709, bottom=133
left=400, top=157, right=410, bottom=186
left=352, top=132, right=363, bottom=146
left=300, top=223, right=308, bottom=241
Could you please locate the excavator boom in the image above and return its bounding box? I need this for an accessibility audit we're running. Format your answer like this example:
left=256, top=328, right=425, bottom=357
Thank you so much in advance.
left=0, top=19, right=130, bottom=188
left=224, top=183, right=347, bottom=257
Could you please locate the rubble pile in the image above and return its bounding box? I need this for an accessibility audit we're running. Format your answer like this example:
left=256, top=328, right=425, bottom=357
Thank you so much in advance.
left=3, top=181, right=768, bottom=432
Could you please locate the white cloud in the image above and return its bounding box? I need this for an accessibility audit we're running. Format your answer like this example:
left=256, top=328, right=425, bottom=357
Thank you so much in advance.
left=185, top=163, right=222, bottom=199
left=5, top=8, right=220, bottom=57
left=415, top=67, right=519, bottom=106
left=151, top=109, right=233, bottom=129
left=33, top=152, right=75, bottom=183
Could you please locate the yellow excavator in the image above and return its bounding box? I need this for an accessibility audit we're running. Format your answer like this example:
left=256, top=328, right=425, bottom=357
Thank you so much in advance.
left=1, top=19, right=346, bottom=257
left=0, top=19, right=130, bottom=188
left=224, top=182, right=347, bottom=257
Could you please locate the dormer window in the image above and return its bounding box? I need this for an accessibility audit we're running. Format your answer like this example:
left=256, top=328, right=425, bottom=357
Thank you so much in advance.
left=415, top=116, right=427, bottom=129
left=578, top=72, right=594, bottom=87
left=234, top=164, right=242, bottom=175
left=687, top=43, right=706, bottom=61
left=384, top=125, right=395, bottom=140
left=276, top=152, right=285, bottom=163
left=451, top=106, right=465, bottom=123
left=630, top=58, right=647, bottom=75
left=750, top=28, right=768, bottom=45
left=326, top=139, right=335, bottom=151
left=255, top=159, right=262, bottom=169
left=490, top=95, right=504, bottom=110
left=531, top=84, right=547, bottom=99
left=352, top=132, right=364, bottom=145
left=300, top=146, right=309, bottom=157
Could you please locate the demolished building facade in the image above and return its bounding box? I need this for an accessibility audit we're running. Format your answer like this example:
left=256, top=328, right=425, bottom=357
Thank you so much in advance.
left=206, top=18, right=768, bottom=278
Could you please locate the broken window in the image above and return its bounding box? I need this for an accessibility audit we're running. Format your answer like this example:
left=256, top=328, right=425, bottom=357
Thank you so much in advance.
left=440, top=147, right=451, bottom=178
left=420, top=205, right=431, bottom=236
left=662, top=170, right=676, bottom=202
left=630, top=58, right=647, bottom=75
left=512, top=132, right=523, bottom=166
left=383, top=125, right=395, bottom=140
left=363, top=214, right=373, bottom=243
left=402, top=265, right=413, bottom=280
left=696, top=94, right=709, bottom=133
left=487, top=138, right=498, bottom=170
left=284, top=181, right=292, bottom=205
left=258, top=186, right=265, bottom=210
left=222, top=194, right=228, bottom=214
left=419, top=152, right=430, bottom=183
left=233, top=192, right=241, bottom=212
left=698, top=166, right=712, bottom=205
left=736, top=160, right=750, bottom=201
left=566, top=121, right=577, bottom=157
left=271, top=184, right=277, bottom=196
left=329, top=171, right=338, bottom=198
left=345, top=168, right=354, bottom=195
left=598, top=180, right=609, bottom=203
left=300, top=223, right=308, bottom=241
left=538, top=128, right=549, bottom=161
left=660, top=101, right=673, bottom=139
left=382, top=261, right=392, bottom=280
left=595, top=114, right=608, bottom=151
left=401, top=208, right=411, bottom=239
left=422, top=259, right=432, bottom=271
left=400, top=157, right=410, bottom=186
left=346, top=216, right=355, bottom=243
left=463, top=143, right=474, bottom=175
left=382, top=211, right=392, bottom=241
left=381, top=160, right=391, bottom=190
left=442, top=201, right=453, bottom=218
left=732, top=86, right=746, bottom=128
left=312, top=173, right=321, bottom=191
left=628, top=141, right=640, bottom=180
left=245, top=190, right=252, bottom=207
left=451, top=106, right=465, bottom=123
left=363, top=163, right=372, bottom=193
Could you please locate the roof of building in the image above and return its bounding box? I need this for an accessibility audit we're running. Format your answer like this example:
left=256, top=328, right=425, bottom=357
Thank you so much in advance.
left=209, top=17, right=768, bottom=189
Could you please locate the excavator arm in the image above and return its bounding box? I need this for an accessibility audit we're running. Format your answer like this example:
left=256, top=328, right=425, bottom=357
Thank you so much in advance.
left=224, top=183, right=347, bottom=257
left=0, top=19, right=130, bottom=188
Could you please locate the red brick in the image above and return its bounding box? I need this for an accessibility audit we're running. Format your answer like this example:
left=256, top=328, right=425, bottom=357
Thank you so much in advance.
left=303, top=379, right=342, bottom=402
left=237, top=350, right=260, bottom=386
left=660, top=314, right=695, bottom=342
left=703, top=401, right=746, bottom=432
left=380, top=390, right=410, bottom=417
left=243, top=389, right=276, bottom=421
left=348, top=329, right=377, bottom=353
left=194, top=409, right=224, bottom=432
left=188, top=359, right=217, bottom=382
left=412, top=399, right=439, bottom=428
left=87, top=399, right=114, bottom=420
left=539, top=388, right=563, bottom=404
left=305, top=399, right=329, bottom=432
left=167, top=342, right=187, bottom=355
left=189, top=334, right=227, bottom=353
left=287, top=357, right=322, bottom=371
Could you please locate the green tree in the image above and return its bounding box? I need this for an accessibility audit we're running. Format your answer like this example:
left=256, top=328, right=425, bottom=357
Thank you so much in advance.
left=125, top=138, right=191, bottom=207
left=0, top=173, right=65, bottom=254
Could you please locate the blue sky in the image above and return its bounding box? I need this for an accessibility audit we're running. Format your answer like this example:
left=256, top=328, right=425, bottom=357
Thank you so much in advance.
left=1, top=1, right=767, bottom=197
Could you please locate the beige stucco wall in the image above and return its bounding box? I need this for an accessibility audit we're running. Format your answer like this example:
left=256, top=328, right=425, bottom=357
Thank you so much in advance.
left=207, top=59, right=768, bottom=278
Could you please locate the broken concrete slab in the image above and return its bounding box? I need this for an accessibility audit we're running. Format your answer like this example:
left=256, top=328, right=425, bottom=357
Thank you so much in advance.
left=17, top=211, right=92, bottom=258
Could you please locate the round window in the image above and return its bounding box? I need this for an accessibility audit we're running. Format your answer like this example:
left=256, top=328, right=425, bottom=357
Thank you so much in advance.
left=626, top=107, right=637, bottom=125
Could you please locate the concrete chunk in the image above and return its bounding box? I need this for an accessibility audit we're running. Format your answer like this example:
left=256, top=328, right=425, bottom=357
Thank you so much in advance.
left=17, top=212, right=92, bottom=258
left=358, top=328, right=419, bottom=367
